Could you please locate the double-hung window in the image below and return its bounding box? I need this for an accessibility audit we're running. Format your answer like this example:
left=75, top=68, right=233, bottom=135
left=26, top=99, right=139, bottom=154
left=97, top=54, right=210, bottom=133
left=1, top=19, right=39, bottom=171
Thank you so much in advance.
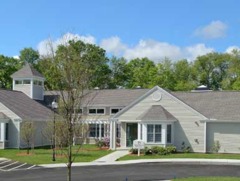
left=147, top=124, right=162, bottom=143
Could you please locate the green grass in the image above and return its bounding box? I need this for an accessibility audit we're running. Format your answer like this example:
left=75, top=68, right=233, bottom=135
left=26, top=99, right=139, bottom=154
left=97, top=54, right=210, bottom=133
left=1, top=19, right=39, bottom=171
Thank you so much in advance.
left=118, top=153, right=240, bottom=161
left=173, top=177, right=240, bottom=181
left=0, top=145, right=112, bottom=165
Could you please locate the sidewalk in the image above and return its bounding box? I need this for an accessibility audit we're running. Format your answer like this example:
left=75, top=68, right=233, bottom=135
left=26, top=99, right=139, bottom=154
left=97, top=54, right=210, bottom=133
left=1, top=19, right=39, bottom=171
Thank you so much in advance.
left=38, top=150, right=240, bottom=168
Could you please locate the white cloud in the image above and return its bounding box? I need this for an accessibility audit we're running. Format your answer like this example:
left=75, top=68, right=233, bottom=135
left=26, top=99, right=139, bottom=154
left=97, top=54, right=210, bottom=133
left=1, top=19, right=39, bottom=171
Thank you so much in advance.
left=123, top=39, right=182, bottom=61
left=37, top=33, right=96, bottom=56
left=100, top=36, right=127, bottom=56
left=37, top=33, right=215, bottom=61
left=194, top=20, right=227, bottom=39
left=225, top=46, right=240, bottom=54
left=185, top=44, right=214, bottom=60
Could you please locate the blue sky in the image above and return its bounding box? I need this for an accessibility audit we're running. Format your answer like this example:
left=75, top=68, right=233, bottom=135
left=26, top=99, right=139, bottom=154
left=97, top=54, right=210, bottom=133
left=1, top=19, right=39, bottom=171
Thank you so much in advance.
left=1, top=0, right=239, bottom=61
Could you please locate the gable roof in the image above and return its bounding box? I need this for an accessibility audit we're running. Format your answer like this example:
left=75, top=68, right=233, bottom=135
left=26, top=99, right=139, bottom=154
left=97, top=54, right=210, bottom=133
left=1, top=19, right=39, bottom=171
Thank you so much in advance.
left=137, top=105, right=177, bottom=121
left=11, top=63, right=44, bottom=79
left=45, top=89, right=150, bottom=107
left=172, top=91, right=240, bottom=121
left=0, top=89, right=52, bottom=121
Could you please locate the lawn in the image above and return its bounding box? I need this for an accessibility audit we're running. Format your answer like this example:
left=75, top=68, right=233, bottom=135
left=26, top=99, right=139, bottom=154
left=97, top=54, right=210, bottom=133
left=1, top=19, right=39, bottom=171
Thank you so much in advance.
left=0, top=145, right=112, bottom=165
left=173, top=177, right=240, bottom=181
left=118, top=152, right=240, bottom=161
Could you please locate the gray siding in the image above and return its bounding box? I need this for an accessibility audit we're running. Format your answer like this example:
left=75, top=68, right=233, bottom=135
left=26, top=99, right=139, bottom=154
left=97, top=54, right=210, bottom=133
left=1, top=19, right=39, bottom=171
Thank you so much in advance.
left=118, top=89, right=206, bottom=152
left=32, top=85, right=44, bottom=100
left=206, top=122, right=240, bottom=153
left=14, top=84, right=31, bottom=98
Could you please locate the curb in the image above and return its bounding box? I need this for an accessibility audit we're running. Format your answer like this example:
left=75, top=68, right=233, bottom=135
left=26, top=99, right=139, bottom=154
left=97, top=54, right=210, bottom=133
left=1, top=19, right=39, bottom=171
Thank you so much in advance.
left=39, top=158, right=240, bottom=168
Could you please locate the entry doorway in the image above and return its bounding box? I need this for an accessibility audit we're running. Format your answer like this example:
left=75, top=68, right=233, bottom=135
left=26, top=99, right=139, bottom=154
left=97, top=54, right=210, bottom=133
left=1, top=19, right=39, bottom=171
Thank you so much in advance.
left=126, top=123, right=138, bottom=147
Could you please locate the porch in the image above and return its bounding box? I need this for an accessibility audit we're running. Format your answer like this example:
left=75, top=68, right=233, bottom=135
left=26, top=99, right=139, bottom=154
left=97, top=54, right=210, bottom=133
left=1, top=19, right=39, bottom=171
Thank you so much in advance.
left=0, top=113, right=10, bottom=149
left=110, top=105, right=178, bottom=150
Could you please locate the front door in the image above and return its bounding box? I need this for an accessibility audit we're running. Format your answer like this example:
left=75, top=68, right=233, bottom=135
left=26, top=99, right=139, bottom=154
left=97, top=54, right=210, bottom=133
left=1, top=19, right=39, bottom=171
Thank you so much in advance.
left=126, top=123, right=138, bottom=147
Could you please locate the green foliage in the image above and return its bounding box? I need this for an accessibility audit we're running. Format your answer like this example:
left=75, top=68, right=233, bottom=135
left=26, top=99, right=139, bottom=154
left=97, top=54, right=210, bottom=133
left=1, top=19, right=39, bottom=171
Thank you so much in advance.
left=141, top=146, right=177, bottom=155
left=0, top=55, right=23, bottom=89
left=211, top=140, right=221, bottom=153
left=19, top=47, right=39, bottom=64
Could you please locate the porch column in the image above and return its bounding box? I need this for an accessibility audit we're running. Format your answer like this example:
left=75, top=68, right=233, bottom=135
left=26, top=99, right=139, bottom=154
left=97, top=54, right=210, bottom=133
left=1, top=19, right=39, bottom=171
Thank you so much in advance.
left=110, top=119, right=116, bottom=150
left=1, top=123, right=6, bottom=148
left=162, top=124, right=166, bottom=147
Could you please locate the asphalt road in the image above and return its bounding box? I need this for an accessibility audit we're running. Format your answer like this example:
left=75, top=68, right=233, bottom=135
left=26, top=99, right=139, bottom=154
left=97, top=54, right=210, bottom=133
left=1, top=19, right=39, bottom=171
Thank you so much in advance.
left=1, top=163, right=240, bottom=181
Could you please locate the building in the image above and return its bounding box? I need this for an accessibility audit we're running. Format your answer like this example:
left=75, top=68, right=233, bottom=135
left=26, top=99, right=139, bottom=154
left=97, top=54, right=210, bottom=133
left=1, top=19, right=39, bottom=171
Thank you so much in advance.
left=1, top=64, right=240, bottom=153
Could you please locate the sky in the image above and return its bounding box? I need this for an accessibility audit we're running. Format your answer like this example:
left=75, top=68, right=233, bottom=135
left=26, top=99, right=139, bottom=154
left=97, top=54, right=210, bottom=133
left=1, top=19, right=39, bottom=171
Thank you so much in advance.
left=1, top=0, right=240, bottom=62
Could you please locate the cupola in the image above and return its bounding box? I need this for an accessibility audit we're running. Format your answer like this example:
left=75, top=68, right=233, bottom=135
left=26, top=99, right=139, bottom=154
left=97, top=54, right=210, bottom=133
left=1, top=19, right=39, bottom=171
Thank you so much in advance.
left=11, top=63, right=45, bottom=100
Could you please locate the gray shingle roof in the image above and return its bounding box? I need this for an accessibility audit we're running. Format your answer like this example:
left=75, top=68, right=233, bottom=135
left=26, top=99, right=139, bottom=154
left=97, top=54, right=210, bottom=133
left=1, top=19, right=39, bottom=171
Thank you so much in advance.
left=137, top=105, right=177, bottom=121
left=11, top=63, right=44, bottom=79
left=172, top=91, right=240, bottom=121
left=0, top=89, right=52, bottom=121
left=45, top=89, right=150, bottom=107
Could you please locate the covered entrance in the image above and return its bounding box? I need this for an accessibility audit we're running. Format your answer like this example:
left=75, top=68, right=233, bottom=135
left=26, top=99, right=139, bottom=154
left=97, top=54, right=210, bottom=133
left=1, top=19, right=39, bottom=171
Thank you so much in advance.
left=126, top=123, right=138, bottom=147
left=0, top=112, right=10, bottom=149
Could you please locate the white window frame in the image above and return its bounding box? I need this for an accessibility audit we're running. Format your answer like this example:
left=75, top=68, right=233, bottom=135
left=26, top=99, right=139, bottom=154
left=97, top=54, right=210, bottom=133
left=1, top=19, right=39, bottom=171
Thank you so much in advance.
left=88, top=108, right=106, bottom=115
left=110, top=107, right=123, bottom=115
left=147, top=124, right=162, bottom=143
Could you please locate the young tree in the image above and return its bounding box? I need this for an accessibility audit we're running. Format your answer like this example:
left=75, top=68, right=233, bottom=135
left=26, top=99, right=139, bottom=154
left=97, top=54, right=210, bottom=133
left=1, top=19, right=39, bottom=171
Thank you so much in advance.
left=20, top=121, right=35, bottom=154
left=40, top=39, right=108, bottom=181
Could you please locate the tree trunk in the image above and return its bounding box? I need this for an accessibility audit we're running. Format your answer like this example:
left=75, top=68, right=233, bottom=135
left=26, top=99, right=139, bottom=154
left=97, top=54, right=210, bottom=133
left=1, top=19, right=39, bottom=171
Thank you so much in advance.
left=67, top=164, right=71, bottom=181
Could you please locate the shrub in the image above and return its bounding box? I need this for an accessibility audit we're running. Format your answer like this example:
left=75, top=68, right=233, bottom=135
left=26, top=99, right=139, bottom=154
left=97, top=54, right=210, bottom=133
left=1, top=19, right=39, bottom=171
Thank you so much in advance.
left=150, top=146, right=177, bottom=155
left=211, top=140, right=221, bottom=153
left=144, top=147, right=153, bottom=155
left=95, top=137, right=110, bottom=148
left=166, top=145, right=177, bottom=154
left=129, top=148, right=145, bottom=154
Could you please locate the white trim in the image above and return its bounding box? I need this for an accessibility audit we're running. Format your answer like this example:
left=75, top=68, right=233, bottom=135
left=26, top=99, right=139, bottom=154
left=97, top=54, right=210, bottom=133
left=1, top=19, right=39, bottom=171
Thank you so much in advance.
left=112, top=86, right=208, bottom=121
left=204, top=122, right=207, bottom=153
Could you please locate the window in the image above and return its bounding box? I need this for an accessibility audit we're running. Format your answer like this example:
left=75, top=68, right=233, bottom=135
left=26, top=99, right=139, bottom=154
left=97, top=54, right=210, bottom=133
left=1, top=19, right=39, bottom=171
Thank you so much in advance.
left=88, top=108, right=105, bottom=115
left=147, top=124, right=162, bottom=143
left=5, top=123, right=8, bottom=141
left=23, top=80, right=31, bottom=84
left=167, top=124, right=172, bottom=143
left=89, top=124, right=104, bottom=137
left=89, top=109, right=96, bottom=114
left=97, top=109, right=104, bottom=114
left=111, top=108, right=122, bottom=115
left=15, top=80, right=23, bottom=84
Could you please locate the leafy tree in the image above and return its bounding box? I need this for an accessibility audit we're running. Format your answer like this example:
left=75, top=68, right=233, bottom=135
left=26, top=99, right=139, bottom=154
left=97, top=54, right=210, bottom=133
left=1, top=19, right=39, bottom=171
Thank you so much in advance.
left=19, top=47, right=39, bottom=64
left=126, top=58, right=158, bottom=88
left=42, top=39, right=108, bottom=181
left=223, top=49, right=240, bottom=90
left=108, top=56, right=129, bottom=88
left=193, top=52, right=231, bottom=90
left=0, top=55, right=23, bottom=89
left=155, top=58, right=176, bottom=90
left=173, top=59, right=196, bottom=91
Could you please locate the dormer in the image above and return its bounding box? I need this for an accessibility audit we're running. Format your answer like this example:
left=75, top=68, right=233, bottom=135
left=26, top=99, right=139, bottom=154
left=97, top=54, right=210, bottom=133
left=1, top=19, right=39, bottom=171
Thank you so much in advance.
left=11, top=63, right=45, bottom=100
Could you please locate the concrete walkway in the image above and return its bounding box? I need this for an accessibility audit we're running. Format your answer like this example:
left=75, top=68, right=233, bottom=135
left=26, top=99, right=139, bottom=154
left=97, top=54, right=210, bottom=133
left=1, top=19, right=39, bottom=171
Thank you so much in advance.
left=93, top=150, right=129, bottom=163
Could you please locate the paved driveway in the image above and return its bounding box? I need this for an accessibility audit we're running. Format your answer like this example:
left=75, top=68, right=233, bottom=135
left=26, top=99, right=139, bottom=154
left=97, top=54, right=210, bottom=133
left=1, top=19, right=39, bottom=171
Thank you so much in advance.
left=1, top=163, right=240, bottom=181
